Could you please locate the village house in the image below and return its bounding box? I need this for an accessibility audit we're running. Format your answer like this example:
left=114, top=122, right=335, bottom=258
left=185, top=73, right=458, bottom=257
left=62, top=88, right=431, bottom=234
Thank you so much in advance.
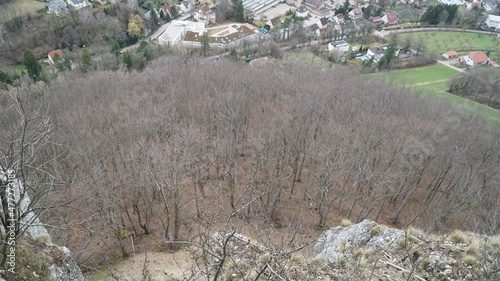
left=442, top=51, right=457, bottom=59
left=266, top=16, right=281, bottom=29
left=458, top=52, right=489, bottom=66
left=67, top=0, right=90, bottom=10
left=366, top=45, right=400, bottom=63
left=194, top=6, right=216, bottom=24
left=370, top=16, right=383, bottom=25
left=382, top=12, right=398, bottom=25
left=328, top=40, right=350, bottom=53
left=349, top=7, right=363, bottom=20
left=332, top=14, right=345, bottom=24
left=48, top=49, right=64, bottom=64
left=295, top=6, right=309, bottom=18
left=47, top=0, right=68, bottom=16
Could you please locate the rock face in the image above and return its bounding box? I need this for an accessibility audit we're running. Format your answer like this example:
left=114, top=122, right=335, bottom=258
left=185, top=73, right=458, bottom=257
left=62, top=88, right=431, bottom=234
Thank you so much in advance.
left=314, top=219, right=405, bottom=263
left=0, top=169, right=86, bottom=281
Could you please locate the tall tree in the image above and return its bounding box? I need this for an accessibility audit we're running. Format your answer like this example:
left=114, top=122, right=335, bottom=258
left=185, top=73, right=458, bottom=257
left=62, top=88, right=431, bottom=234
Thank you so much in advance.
left=235, top=0, right=244, bottom=22
left=23, top=50, right=41, bottom=81
left=81, top=49, right=91, bottom=72
left=201, top=31, right=210, bottom=56
left=127, top=14, right=144, bottom=38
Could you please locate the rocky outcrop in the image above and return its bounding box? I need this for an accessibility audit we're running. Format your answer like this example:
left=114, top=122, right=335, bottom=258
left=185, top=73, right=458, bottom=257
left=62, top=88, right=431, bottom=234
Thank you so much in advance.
left=314, top=219, right=405, bottom=264
left=0, top=169, right=85, bottom=281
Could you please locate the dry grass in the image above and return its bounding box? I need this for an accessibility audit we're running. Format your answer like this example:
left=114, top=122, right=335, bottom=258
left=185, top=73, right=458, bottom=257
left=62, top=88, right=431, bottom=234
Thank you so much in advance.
left=340, top=219, right=352, bottom=227
left=0, top=0, right=46, bottom=24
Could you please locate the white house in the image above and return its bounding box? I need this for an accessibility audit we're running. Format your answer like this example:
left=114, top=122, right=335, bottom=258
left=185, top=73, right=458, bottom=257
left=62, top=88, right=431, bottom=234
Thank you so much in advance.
left=349, top=7, right=363, bottom=20
left=266, top=16, right=281, bottom=29
left=485, top=14, right=500, bottom=30
left=48, top=49, right=65, bottom=64
left=47, top=0, right=68, bottom=16
left=328, top=40, right=350, bottom=53
left=295, top=6, right=308, bottom=18
left=67, top=0, right=89, bottom=10
left=366, top=45, right=400, bottom=63
left=194, top=6, right=216, bottom=24
left=458, top=52, right=489, bottom=66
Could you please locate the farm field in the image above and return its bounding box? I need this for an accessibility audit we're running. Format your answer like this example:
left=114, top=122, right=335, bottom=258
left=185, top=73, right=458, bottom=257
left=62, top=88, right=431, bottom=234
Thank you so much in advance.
left=395, top=31, right=500, bottom=61
left=371, top=64, right=500, bottom=122
left=0, top=0, right=46, bottom=24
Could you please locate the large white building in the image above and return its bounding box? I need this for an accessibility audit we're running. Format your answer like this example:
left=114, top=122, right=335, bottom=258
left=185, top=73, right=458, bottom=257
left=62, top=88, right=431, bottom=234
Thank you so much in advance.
left=67, top=0, right=90, bottom=10
left=158, top=20, right=206, bottom=46
left=242, top=0, right=280, bottom=15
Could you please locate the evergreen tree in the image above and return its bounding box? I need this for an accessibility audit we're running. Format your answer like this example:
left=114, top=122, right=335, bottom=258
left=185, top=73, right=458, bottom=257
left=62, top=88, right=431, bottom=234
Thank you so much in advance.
left=235, top=0, right=244, bottom=22
left=170, top=6, right=178, bottom=18
left=123, top=51, right=134, bottom=71
left=81, top=49, right=91, bottom=72
left=23, top=50, right=41, bottom=81
left=201, top=31, right=210, bottom=56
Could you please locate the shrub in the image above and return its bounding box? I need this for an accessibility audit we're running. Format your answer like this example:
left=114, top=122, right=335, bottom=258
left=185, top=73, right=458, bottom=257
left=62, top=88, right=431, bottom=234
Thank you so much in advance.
left=340, top=219, right=352, bottom=227
left=462, top=255, right=476, bottom=265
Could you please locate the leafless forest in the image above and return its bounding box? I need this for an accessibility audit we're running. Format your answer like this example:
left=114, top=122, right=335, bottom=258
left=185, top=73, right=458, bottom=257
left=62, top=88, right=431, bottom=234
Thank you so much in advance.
left=1, top=57, right=499, bottom=272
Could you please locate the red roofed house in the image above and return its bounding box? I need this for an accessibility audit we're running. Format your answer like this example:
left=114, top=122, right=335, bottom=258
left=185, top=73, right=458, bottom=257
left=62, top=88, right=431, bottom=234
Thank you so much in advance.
left=370, top=16, right=383, bottom=25
left=348, top=7, right=363, bottom=20
left=442, top=51, right=457, bottom=59
left=458, top=52, right=489, bottom=66
left=161, top=4, right=178, bottom=18
left=48, top=49, right=64, bottom=64
left=382, top=12, right=398, bottom=25
left=489, top=60, right=499, bottom=68
left=194, top=6, right=215, bottom=24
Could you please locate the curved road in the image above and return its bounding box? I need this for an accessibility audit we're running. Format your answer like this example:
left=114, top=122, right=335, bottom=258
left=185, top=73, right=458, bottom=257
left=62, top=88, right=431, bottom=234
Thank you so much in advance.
left=374, top=27, right=500, bottom=37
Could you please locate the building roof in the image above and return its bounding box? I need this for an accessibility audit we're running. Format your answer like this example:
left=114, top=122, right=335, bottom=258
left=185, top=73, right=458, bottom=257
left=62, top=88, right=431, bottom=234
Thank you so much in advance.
left=48, top=49, right=64, bottom=60
left=269, top=16, right=280, bottom=26
left=309, top=23, right=320, bottom=31
left=69, top=0, right=85, bottom=4
left=468, top=52, right=489, bottom=64
left=446, top=51, right=457, bottom=56
left=48, top=0, right=67, bottom=10
left=249, top=56, right=269, bottom=66
left=303, top=0, right=322, bottom=10
left=296, top=5, right=307, bottom=13
left=183, top=24, right=255, bottom=44
left=350, top=7, right=362, bottom=16
left=368, top=45, right=387, bottom=55
left=370, top=16, right=382, bottom=24
left=385, top=12, right=397, bottom=24
left=159, top=20, right=205, bottom=45
left=196, top=5, right=213, bottom=15
left=242, top=23, right=256, bottom=30
left=489, top=60, right=499, bottom=68
left=320, top=17, right=328, bottom=26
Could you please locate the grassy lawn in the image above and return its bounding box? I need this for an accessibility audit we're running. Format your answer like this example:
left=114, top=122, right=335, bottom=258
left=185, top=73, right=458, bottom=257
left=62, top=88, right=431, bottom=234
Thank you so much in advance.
left=371, top=64, right=500, bottom=122
left=0, top=0, right=46, bottom=24
left=283, top=50, right=331, bottom=69
left=1, top=64, right=27, bottom=75
left=372, top=64, right=459, bottom=91
left=395, top=31, right=500, bottom=61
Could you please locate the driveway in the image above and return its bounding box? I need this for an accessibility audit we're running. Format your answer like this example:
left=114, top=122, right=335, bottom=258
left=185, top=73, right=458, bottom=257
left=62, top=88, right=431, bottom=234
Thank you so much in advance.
left=437, top=58, right=465, bottom=73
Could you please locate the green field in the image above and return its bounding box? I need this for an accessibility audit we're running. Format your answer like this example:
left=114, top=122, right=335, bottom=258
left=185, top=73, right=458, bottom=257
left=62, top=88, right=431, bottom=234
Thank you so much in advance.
left=1, top=64, right=26, bottom=75
left=0, top=0, right=46, bottom=24
left=371, top=64, right=500, bottom=122
left=395, top=31, right=500, bottom=61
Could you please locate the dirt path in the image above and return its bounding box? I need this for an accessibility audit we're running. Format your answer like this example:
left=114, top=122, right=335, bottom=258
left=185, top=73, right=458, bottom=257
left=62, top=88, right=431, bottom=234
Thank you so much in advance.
left=413, top=79, right=449, bottom=86
left=437, top=59, right=465, bottom=73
